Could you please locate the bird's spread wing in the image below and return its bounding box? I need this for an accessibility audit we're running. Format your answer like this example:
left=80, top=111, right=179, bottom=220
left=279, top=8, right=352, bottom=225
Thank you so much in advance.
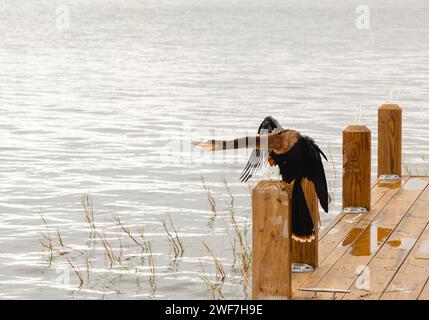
left=304, top=138, right=329, bottom=213
left=240, top=116, right=281, bottom=182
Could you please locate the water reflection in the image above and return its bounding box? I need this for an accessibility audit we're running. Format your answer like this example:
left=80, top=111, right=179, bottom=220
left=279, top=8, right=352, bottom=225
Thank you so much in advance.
left=343, top=226, right=393, bottom=256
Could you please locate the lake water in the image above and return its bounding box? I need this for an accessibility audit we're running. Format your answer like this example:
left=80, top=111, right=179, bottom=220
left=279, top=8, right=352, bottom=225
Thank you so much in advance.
left=0, top=0, right=428, bottom=299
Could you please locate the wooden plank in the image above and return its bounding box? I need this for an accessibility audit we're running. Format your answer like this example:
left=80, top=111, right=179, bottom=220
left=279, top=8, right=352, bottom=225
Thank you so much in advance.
left=345, top=183, right=429, bottom=299
left=292, top=177, right=408, bottom=297
left=418, top=266, right=429, bottom=300
left=343, top=125, right=371, bottom=211
left=291, top=179, right=319, bottom=268
left=282, top=178, right=392, bottom=296
left=378, top=104, right=402, bottom=177
left=381, top=224, right=429, bottom=300
left=292, top=177, right=407, bottom=296
left=293, top=178, right=407, bottom=293
left=295, top=177, right=429, bottom=299
left=252, top=181, right=292, bottom=299
left=318, top=181, right=407, bottom=265
left=321, top=178, right=429, bottom=300
left=319, top=178, right=389, bottom=239
left=289, top=178, right=391, bottom=292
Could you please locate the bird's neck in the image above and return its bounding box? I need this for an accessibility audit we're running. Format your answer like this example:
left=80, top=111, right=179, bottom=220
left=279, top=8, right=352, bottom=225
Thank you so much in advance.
left=208, top=129, right=300, bottom=153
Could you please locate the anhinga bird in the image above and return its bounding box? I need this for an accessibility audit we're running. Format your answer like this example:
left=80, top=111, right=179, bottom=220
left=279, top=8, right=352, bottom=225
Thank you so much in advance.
left=199, top=116, right=329, bottom=242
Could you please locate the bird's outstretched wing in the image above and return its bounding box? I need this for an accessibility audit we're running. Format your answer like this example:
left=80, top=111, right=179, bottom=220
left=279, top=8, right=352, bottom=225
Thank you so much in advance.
left=303, top=137, right=329, bottom=213
left=240, top=116, right=281, bottom=182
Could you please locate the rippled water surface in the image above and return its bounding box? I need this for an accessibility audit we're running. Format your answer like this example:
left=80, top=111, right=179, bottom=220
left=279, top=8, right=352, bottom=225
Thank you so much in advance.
left=0, top=0, right=429, bottom=299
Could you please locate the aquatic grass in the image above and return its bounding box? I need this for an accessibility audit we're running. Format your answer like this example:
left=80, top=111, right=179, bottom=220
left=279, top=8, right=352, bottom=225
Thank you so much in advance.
left=66, top=256, right=84, bottom=288
left=39, top=213, right=54, bottom=267
left=222, top=178, right=234, bottom=208
left=85, top=255, right=91, bottom=283
left=56, top=228, right=84, bottom=288
left=228, top=208, right=252, bottom=297
left=199, top=262, right=218, bottom=299
left=203, top=242, right=226, bottom=284
left=114, top=216, right=147, bottom=252
left=400, top=159, right=429, bottom=177
left=403, top=162, right=412, bottom=176
left=40, top=210, right=89, bottom=288
left=81, top=196, right=122, bottom=269
left=229, top=237, right=238, bottom=274
left=161, top=214, right=184, bottom=259
left=146, top=240, right=157, bottom=294
left=201, top=176, right=217, bottom=216
left=39, top=179, right=259, bottom=299
left=42, top=224, right=82, bottom=288
left=223, top=179, right=252, bottom=276
left=40, top=178, right=255, bottom=299
left=95, top=228, right=116, bottom=268
left=55, top=228, right=71, bottom=257
left=229, top=209, right=251, bottom=273
left=39, top=195, right=167, bottom=297
left=198, top=178, right=253, bottom=298
left=82, top=194, right=96, bottom=241
left=114, top=216, right=149, bottom=270
left=200, top=241, right=226, bottom=300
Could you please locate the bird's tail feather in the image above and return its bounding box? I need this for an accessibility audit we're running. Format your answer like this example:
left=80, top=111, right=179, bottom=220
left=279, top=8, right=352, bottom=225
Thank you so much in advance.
left=291, top=179, right=315, bottom=243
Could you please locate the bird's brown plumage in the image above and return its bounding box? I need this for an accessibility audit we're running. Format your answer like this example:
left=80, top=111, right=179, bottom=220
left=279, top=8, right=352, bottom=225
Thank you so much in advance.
left=198, top=129, right=300, bottom=154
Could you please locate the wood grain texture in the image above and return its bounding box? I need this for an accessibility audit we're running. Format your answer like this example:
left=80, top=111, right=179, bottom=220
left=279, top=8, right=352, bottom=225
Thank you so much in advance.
left=291, top=178, right=406, bottom=295
left=314, top=178, right=428, bottom=300
left=345, top=182, right=429, bottom=300
left=291, top=177, right=429, bottom=300
left=418, top=270, right=429, bottom=299
left=381, top=192, right=429, bottom=300
left=378, top=104, right=402, bottom=177
left=343, top=125, right=371, bottom=210
left=291, top=179, right=319, bottom=268
left=252, top=181, right=292, bottom=299
left=293, top=178, right=408, bottom=299
left=319, top=179, right=391, bottom=239
left=384, top=224, right=429, bottom=300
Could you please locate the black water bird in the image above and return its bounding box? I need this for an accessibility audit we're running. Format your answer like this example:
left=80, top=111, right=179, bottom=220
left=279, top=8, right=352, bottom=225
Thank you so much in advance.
left=199, top=116, right=329, bottom=242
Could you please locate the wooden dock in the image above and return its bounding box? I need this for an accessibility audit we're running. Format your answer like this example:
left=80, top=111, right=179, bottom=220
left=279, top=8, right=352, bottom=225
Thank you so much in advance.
left=251, top=104, right=429, bottom=300
left=293, top=175, right=429, bottom=300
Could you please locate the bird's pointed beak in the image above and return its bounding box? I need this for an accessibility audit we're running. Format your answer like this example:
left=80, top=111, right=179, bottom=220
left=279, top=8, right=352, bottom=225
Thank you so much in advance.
left=268, top=155, right=276, bottom=166
left=192, top=141, right=215, bottom=151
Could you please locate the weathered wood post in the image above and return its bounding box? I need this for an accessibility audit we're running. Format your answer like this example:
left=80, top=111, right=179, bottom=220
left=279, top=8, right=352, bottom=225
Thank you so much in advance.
left=378, top=104, right=402, bottom=179
left=291, top=179, right=319, bottom=268
left=252, top=181, right=292, bottom=299
left=342, top=125, right=371, bottom=212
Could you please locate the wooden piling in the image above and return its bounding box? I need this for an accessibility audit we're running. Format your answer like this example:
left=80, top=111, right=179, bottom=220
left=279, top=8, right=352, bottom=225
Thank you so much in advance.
left=252, top=181, right=292, bottom=299
left=378, top=104, right=402, bottom=178
left=342, top=125, right=371, bottom=211
left=291, top=179, right=319, bottom=268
